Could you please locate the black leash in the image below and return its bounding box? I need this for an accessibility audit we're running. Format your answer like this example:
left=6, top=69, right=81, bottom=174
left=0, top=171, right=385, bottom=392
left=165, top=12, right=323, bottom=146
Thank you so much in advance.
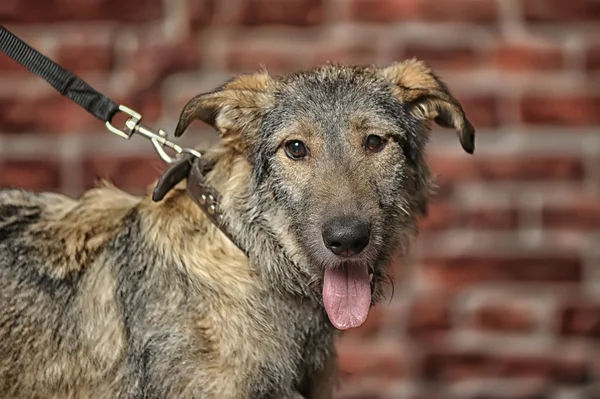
left=0, top=26, right=119, bottom=124
left=0, top=24, right=203, bottom=165
left=0, top=25, right=200, bottom=163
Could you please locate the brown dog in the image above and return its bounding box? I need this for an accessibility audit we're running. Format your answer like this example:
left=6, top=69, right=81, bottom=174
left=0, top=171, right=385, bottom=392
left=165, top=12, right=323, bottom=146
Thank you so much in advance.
left=0, top=59, right=474, bottom=398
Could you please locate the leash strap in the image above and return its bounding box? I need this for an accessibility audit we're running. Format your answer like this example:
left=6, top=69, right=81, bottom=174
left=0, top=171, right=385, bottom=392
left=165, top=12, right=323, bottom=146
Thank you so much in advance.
left=0, top=25, right=201, bottom=162
left=0, top=25, right=119, bottom=123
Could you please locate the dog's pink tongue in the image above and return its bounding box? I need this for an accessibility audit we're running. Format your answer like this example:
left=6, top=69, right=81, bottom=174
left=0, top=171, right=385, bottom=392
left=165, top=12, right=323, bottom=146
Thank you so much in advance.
left=323, top=264, right=371, bottom=330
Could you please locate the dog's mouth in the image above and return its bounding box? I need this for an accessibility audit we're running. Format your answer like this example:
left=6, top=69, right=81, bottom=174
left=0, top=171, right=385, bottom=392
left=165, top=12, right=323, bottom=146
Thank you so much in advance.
left=322, top=263, right=374, bottom=330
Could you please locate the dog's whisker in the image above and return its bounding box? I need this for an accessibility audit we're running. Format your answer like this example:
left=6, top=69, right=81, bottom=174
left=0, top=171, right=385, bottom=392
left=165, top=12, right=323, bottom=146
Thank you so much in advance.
left=386, top=274, right=396, bottom=304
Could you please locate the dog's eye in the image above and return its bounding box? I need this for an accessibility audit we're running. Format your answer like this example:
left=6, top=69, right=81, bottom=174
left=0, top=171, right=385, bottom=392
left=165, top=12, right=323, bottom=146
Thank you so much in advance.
left=364, top=135, right=387, bottom=153
left=284, top=140, right=308, bottom=160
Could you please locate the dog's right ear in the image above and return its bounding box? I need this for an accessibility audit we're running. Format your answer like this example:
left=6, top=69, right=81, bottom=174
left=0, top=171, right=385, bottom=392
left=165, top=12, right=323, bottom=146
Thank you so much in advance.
left=174, top=72, right=277, bottom=147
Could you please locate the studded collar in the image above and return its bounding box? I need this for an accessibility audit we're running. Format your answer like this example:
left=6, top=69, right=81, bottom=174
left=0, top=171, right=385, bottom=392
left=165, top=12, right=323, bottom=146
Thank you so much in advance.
left=152, top=154, right=244, bottom=253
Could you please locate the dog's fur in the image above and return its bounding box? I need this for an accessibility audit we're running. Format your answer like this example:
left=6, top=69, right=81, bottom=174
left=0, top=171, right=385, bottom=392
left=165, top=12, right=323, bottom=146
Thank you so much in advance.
left=0, top=60, right=474, bottom=399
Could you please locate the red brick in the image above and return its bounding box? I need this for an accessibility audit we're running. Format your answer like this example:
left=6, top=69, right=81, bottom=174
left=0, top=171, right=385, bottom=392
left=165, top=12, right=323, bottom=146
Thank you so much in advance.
left=334, top=394, right=383, bottom=399
left=471, top=395, right=546, bottom=399
left=82, top=156, right=166, bottom=193
left=523, top=0, right=600, bottom=22
left=420, top=351, right=587, bottom=384
left=57, top=43, right=114, bottom=74
left=422, top=0, right=498, bottom=22
left=460, top=207, right=519, bottom=230
left=560, top=303, right=600, bottom=339
left=586, top=45, right=600, bottom=70
left=419, top=202, right=454, bottom=231
left=314, top=41, right=379, bottom=67
left=0, top=0, right=164, bottom=23
left=401, top=45, right=479, bottom=70
left=112, top=85, right=164, bottom=126
left=188, top=0, right=216, bottom=28
left=430, top=180, right=455, bottom=201
left=542, top=197, right=600, bottom=230
left=239, top=0, right=322, bottom=26
left=407, top=296, right=453, bottom=338
left=124, top=36, right=201, bottom=84
left=349, top=0, right=420, bottom=21
left=422, top=255, right=582, bottom=289
left=0, top=96, right=100, bottom=134
left=471, top=304, right=537, bottom=333
left=419, top=203, right=518, bottom=232
left=491, top=41, right=564, bottom=71
left=456, top=95, right=500, bottom=128
left=225, top=46, right=308, bottom=74
left=0, top=159, right=61, bottom=191
left=520, top=95, right=600, bottom=126
left=349, top=0, right=498, bottom=23
left=428, top=154, right=585, bottom=182
left=337, top=343, right=404, bottom=379
left=501, top=356, right=589, bottom=384
left=420, top=351, right=491, bottom=381
left=592, top=358, right=600, bottom=382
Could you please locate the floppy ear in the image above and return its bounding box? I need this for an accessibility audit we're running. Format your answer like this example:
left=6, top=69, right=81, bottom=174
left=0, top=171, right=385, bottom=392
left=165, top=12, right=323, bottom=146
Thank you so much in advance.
left=174, top=71, right=277, bottom=149
left=380, top=59, right=475, bottom=154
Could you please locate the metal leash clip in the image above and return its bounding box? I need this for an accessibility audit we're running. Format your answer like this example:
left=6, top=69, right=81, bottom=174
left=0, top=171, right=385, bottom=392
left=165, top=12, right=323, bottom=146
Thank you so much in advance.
left=105, top=105, right=202, bottom=164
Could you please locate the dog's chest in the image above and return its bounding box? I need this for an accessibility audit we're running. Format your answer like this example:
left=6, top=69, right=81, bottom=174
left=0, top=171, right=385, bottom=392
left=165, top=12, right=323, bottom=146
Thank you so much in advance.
left=213, top=291, right=334, bottom=397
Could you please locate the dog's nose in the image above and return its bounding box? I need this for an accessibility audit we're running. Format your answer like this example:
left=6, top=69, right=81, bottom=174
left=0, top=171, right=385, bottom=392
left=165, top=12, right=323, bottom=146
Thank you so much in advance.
left=322, top=217, right=371, bottom=257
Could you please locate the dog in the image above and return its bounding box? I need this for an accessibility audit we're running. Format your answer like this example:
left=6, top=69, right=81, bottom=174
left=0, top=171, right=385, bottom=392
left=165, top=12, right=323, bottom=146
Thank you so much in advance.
left=0, top=59, right=474, bottom=399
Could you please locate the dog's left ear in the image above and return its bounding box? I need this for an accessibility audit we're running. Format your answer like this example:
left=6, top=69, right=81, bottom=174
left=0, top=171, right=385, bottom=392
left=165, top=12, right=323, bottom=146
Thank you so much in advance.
left=174, top=71, right=277, bottom=148
left=380, top=59, right=475, bottom=154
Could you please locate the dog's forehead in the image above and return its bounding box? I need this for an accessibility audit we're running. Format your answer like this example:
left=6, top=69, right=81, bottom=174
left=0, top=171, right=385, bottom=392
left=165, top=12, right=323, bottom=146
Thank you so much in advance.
left=279, top=66, right=383, bottom=104
left=271, top=65, right=405, bottom=131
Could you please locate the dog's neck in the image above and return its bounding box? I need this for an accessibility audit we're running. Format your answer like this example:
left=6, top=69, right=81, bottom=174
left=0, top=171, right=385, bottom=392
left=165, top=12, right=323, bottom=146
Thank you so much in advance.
left=148, top=149, right=320, bottom=303
left=206, top=150, right=320, bottom=301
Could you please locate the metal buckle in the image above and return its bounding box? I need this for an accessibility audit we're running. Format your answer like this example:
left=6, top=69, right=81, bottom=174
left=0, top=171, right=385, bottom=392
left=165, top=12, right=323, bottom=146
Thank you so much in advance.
left=105, top=105, right=140, bottom=139
left=105, top=104, right=201, bottom=164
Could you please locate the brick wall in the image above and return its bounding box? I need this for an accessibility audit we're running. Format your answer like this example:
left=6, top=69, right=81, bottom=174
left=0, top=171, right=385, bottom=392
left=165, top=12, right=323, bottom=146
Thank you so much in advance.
left=1, top=1, right=600, bottom=397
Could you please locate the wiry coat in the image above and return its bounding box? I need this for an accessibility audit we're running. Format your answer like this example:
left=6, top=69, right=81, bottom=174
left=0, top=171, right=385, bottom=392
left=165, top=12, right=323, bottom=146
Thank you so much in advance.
left=0, top=60, right=474, bottom=399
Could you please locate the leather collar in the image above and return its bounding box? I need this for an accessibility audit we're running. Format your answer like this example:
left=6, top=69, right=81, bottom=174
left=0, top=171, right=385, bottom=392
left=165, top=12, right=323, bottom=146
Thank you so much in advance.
left=152, top=154, right=244, bottom=253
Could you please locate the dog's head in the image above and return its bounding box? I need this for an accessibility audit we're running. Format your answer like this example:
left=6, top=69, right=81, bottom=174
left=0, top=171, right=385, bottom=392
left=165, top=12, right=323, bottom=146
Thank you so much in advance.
left=175, top=60, right=474, bottom=330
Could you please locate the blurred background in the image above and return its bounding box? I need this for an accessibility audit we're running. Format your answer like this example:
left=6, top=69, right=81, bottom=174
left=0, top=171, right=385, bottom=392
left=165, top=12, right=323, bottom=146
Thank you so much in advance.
left=1, top=0, right=600, bottom=398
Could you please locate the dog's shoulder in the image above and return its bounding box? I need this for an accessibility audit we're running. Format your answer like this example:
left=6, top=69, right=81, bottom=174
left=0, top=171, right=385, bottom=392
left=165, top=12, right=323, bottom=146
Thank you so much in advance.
left=0, top=188, right=68, bottom=241
left=0, top=185, right=141, bottom=277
